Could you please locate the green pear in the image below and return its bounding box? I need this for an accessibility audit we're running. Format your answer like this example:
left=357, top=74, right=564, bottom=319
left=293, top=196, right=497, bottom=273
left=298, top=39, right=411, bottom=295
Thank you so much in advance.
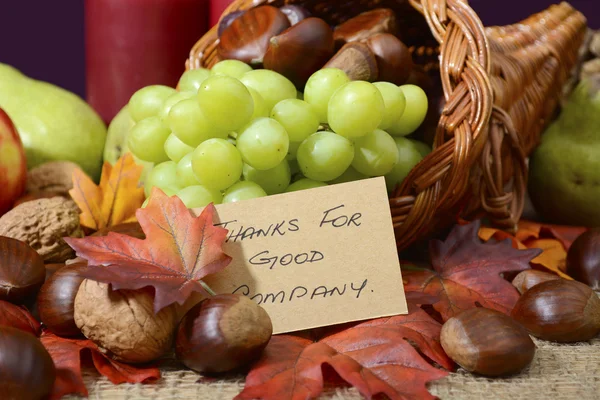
left=104, top=105, right=153, bottom=183
left=528, top=76, right=600, bottom=226
left=0, top=63, right=106, bottom=180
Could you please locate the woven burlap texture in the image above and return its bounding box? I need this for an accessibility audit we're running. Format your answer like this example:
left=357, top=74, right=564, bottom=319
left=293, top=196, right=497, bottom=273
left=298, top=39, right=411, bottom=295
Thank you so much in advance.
left=65, top=335, right=600, bottom=400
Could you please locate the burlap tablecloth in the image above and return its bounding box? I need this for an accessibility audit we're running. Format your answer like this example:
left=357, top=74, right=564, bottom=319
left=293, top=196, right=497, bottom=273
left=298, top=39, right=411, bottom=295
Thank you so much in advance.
left=68, top=335, right=600, bottom=400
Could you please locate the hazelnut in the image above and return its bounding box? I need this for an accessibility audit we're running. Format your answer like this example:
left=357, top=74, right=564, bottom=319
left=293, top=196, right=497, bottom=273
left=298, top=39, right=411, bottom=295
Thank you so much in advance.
left=566, top=228, right=600, bottom=290
left=441, top=308, right=535, bottom=377
left=0, top=197, right=83, bottom=263
left=38, top=264, right=86, bottom=337
left=0, top=236, right=45, bottom=304
left=176, top=294, right=272, bottom=374
left=512, top=270, right=561, bottom=294
left=26, top=161, right=80, bottom=195
left=0, top=326, right=56, bottom=400
left=511, top=279, right=600, bottom=342
left=74, top=280, right=176, bottom=363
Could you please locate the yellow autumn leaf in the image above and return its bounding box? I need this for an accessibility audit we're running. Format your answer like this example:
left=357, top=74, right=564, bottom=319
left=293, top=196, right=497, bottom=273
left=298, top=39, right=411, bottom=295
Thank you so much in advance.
left=69, top=154, right=145, bottom=230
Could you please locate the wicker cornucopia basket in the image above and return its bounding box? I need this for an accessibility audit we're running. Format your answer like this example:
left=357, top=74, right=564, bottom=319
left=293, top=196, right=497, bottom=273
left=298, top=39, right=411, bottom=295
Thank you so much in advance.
left=187, top=0, right=587, bottom=250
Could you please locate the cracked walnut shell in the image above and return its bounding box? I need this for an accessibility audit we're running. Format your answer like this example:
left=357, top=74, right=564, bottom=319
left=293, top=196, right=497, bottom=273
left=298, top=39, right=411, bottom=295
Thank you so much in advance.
left=74, top=280, right=176, bottom=363
left=0, top=197, right=83, bottom=263
left=26, top=161, right=81, bottom=195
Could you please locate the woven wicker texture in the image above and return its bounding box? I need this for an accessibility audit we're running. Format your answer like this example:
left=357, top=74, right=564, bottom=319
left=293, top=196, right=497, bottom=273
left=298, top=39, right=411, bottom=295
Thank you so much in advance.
left=186, top=1, right=587, bottom=250
left=66, top=335, right=600, bottom=399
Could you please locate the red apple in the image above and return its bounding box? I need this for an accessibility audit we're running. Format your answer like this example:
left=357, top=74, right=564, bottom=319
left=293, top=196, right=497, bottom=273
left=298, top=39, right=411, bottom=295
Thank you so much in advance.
left=0, top=108, right=27, bottom=215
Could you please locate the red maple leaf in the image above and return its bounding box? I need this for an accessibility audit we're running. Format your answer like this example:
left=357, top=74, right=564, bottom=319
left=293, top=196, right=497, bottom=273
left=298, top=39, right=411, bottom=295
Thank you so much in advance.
left=0, top=300, right=40, bottom=336
left=64, top=188, right=232, bottom=312
left=403, top=220, right=542, bottom=321
left=236, top=304, right=453, bottom=400
left=40, top=332, right=160, bottom=399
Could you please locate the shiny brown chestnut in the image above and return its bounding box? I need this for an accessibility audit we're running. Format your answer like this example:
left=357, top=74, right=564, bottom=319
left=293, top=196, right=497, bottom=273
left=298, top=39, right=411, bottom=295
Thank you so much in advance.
left=324, top=41, right=378, bottom=82
left=511, top=279, right=600, bottom=342
left=37, top=264, right=86, bottom=337
left=263, top=17, right=334, bottom=89
left=280, top=5, right=311, bottom=26
left=566, top=228, right=600, bottom=290
left=217, top=10, right=245, bottom=37
left=441, top=308, right=535, bottom=377
left=176, top=294, right=272, bottom=374
left=512, top=270, right=561, bottom=294
left=365, top=33, right=413, bottom=85
left=333, top=8, right=397, bottom=48
left=218, top=5, right=290, bottom=66
left=0, top=326, right=56, bottom=400
left=0, top=236, right=45, bottom=304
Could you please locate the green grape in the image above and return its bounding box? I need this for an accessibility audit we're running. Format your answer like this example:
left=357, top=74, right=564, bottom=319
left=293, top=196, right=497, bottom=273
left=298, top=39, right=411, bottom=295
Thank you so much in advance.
left=270, top=99, right=320, bottom=142
left=176, top=185, right=223, bottom=208
left=223, top=181, right=267, bottom=203
left=192, top=138, right=243, bottom=191
left=352, top=129, right=398, bottom=176
left=247, top=87, right=270, bottom=120
left=243, top=161, right=291, bottom=195
left=176, top=153, right=200, bottom=187
left=304, top=68, right=350, bottom=123
left=373, top=82, right=406, bottom=131
left=328, top=166, right=368, bottom=185
left=145, top=161, right=182, bottom=197
left=328, top=81, right=385, bottom=139
left=128, top=117, right=172, bottom=163
left=286, top=141, right=301, bottom=161
left=211, top=60, right=252, bottom=79
left=285, top=178, right=327, bottom=192
left=408, top=139, right=432, bottom=158
left=237, top=118, right=289, bottom=170
left=297, top=131, right=354, bottom=181
left=129, top=85, right=177, bottom=122
left=240, top=69, right=296, bottom=112
left=385, top=136, right=423, bottom=192
left=168, top=98, right=228, bottom=147
left=158, top=91, right=195, bottom=120
left=164, top=133, right=194, bottom=163
left=389, top=85, right=428, bottom=136
left=197, top=75, right=254, bottom=132
left=178, top=68, right=211, bottom=93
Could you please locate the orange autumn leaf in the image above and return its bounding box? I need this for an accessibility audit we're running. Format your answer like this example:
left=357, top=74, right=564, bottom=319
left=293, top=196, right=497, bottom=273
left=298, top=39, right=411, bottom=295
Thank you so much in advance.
left=525, top=238, right=571, bottom=279
left=69, top=154, right=145, bottom=230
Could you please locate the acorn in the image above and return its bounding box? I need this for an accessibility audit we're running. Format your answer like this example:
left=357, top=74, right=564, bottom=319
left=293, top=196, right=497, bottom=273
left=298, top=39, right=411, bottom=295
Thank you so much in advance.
left=566, top=228, right=600, bottom=290
left=175, top=294, right=272, bottom=374
left=0, top=326, right=56, bottom=400
left=0, top=236, right=45, bottom=304
left=441, top=308, right=535, bottom=377
left=511, top=279, right=600, bottom=342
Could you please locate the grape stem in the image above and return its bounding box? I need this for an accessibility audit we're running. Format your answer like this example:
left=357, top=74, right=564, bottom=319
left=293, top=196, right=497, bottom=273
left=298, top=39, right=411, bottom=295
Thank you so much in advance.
left=200, top=280, right=216, bottom=296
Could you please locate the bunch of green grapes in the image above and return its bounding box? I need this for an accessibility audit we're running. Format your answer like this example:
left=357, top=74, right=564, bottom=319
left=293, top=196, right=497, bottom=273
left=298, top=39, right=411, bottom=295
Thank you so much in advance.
left=127, top=60, right=431, bottom=209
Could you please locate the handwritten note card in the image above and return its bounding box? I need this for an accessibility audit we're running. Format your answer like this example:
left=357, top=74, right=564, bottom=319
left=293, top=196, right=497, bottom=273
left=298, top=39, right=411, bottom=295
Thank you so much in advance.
left=196, top=177, right=408, bottom=334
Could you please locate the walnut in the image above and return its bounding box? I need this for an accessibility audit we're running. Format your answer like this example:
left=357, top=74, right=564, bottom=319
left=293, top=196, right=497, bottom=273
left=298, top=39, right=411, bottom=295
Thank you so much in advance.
left=26, top=161, right=81, bottom=195
left=0, top=197, right=83, bottom=262
left=74, top=280, right=176, bottom=364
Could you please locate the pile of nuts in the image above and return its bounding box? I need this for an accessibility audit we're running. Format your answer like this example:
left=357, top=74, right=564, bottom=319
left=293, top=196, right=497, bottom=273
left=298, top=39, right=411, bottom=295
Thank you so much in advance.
left=217, top=6, right=415, bottom=89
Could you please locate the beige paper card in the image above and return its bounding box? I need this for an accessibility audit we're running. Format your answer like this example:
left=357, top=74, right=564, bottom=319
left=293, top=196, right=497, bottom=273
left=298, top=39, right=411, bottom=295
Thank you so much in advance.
left=196, top=177, right=408, bottom=334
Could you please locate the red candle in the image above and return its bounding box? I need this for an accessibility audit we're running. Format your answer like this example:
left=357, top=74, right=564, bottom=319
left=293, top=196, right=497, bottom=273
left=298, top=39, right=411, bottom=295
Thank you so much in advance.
left=85, top=0, right=209, bottom=123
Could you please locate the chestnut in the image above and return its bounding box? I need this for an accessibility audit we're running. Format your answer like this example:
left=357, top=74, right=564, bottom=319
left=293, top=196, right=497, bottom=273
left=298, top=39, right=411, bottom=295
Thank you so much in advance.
left=333, top=8, right=397, bottom=48
left=218, top=5, right=290, bottom=66
left=0, top=326, right=56, bottom=400
left=218, top=10, right=245, bottom=37
left=511, top=279, right=600, bottom=342
left=0, top=236, right=45, bottom=304
left=441, top=308, right=535, bottom=377
left=280, top=5, right=311, bottom=26
left=263, top=17, right=334, bottom=89
left=566, top=228, right=600, bottom=290
left=365, top=33, right=413, bottom=85
left=176, top=294, right=272, bottom=374
left=37, top=264, right=86, bottom=337
left=512, top=270, right=561, bottom=294
left=324, top=42, right=379, bottom=82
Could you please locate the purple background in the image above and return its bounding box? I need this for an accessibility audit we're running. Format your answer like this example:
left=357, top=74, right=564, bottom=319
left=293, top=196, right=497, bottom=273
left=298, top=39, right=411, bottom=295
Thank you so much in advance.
left=0, top=1, right=597, bottom=98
